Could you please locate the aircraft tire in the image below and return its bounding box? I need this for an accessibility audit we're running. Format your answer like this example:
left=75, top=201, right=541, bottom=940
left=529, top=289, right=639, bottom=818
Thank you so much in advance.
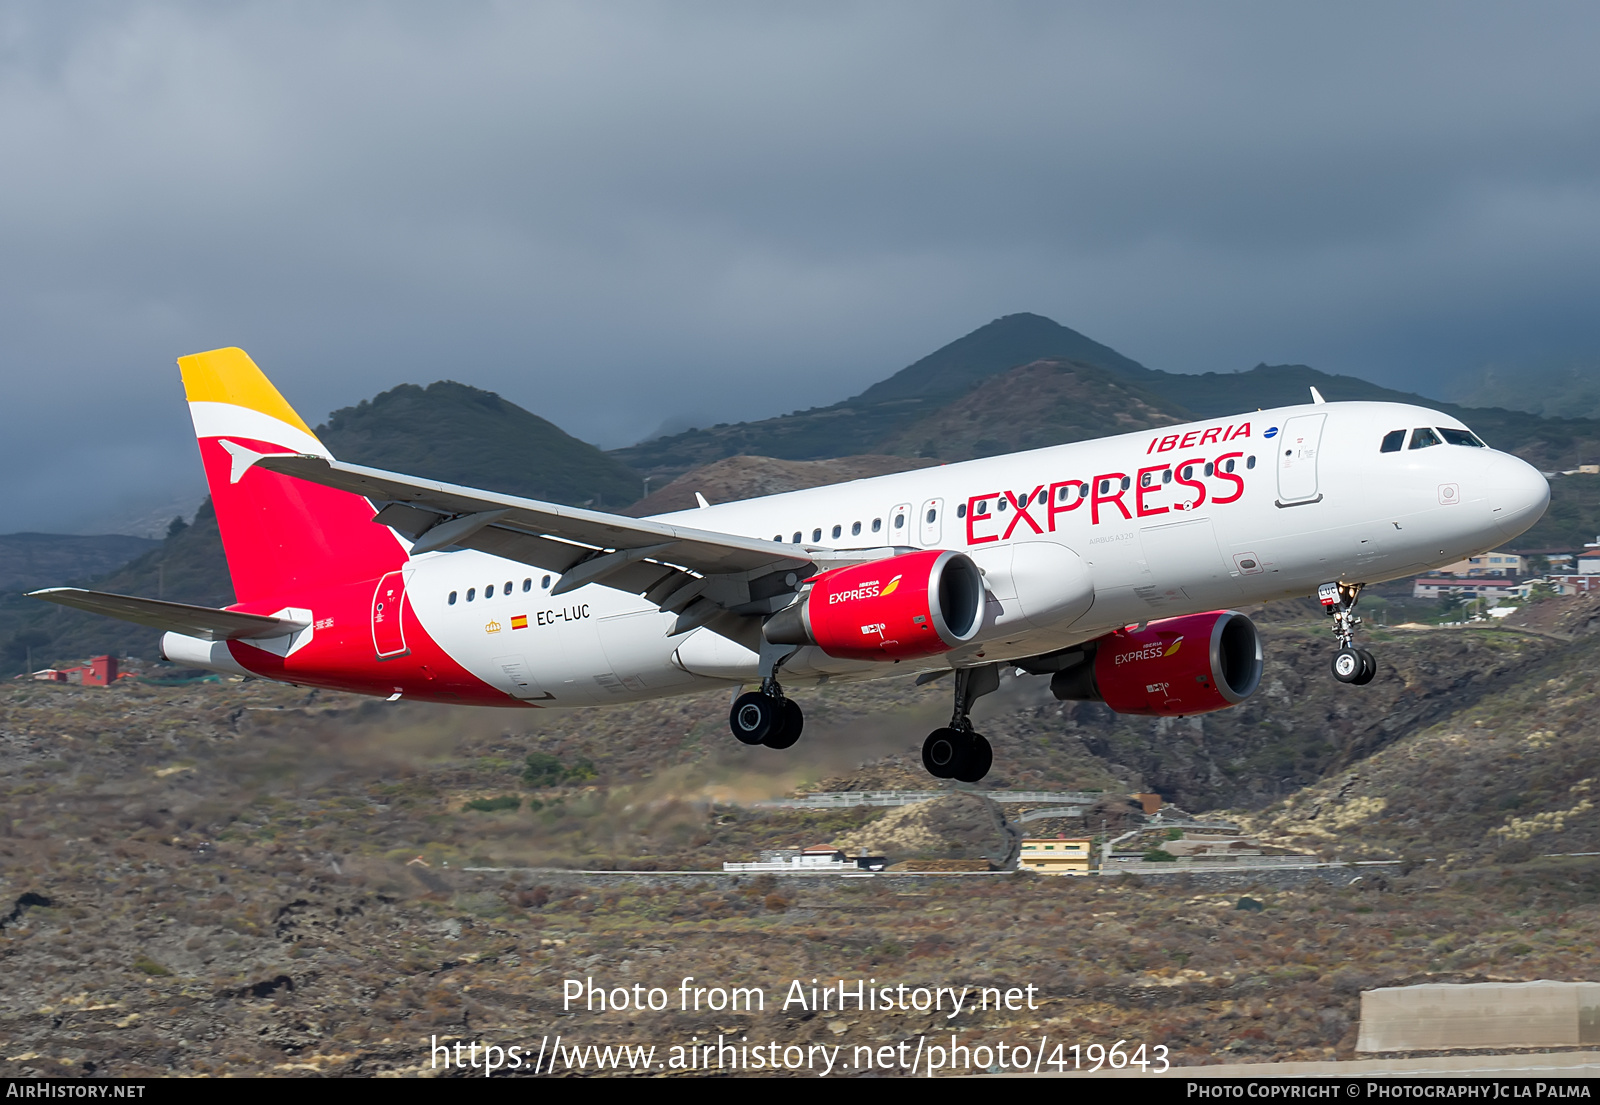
left=922, top=727, right=968, bottom=779
left=1331, top=648, right=1364, bottom=684
left=1352, top=649, right=1377, bottom=685
left=764, top=699, right=804, bottom=749
left=953, top=734, right=992, bottom=783
left=730, top=692, right=777, bottom=745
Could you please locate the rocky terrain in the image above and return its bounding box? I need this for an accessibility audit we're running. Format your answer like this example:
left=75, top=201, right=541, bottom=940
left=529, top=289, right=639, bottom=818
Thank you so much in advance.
left=3, top=598, right=1600, bottom=1076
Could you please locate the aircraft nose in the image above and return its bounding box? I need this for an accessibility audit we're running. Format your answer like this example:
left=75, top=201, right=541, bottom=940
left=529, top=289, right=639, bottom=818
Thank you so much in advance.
left=1486, top=454, right=1550, bottom=542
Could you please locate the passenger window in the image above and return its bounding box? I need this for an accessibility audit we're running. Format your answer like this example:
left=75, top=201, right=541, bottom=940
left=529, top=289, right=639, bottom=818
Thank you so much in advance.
left=1438, top=427, right=1486, bottom=447
left=792, top=532, right=802, bottom=543
left=467, top=587, right=476, bottom=602
left=1380, top=429, right=1406, bottom=453
left=998, top=497, right=1008, bottom=511
left=894, top=514, right=905, bottom=529
left=486, top=584, right=495, bottom=598
left=957, top=504, right=967, bottom=518
left=541, top=575, right=551, bottom=590
left=1162, top=469, right=1173, bottom=483
left=1120, top=476, right=1130, bottom=491
left=872, top=518, right=882, bottom=533
left=1078, top=482, right=1089, bottom=496
left=1204, top=462, right=1214, bottom=477
left=812, top=528, right=822, bottom=542
left=1246, top=456, right=1256, bottom=469
left=851, top=521, right=861, bottom=536
left=448, top=591, right=457, bottom=605
left=831, top=524, right=842, bottom=539
left=1098, top=479, right=1110, bottom=494
left=1037, top=489, right=1048, bottom=505
left=1140, top=471, right=1153, bottom=487
left=523, top=578, right=532, bottom=592
left=774, top=534, right=782, bottom=542
left=926, top=508, right=937, bottom=523
left=1224, top=458, right=1236, bottom=473
left=1409, top=427, right=1442, bottom=450
left=1181, top=466, right=1193, bottom=479
left=504, top=580, right=512, bottom=594
left=1057, top=485, right=1071, bottom=501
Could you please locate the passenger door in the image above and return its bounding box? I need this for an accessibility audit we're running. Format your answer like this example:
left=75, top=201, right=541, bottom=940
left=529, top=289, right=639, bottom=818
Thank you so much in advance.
left=1276, top=413, right=1327, bottom=505
left=371, top=571, right=409, bottom=660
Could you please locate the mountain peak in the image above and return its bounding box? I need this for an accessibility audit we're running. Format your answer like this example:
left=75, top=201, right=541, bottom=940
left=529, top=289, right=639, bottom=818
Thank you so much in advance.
left=854, top=312, right=1153, bottom=406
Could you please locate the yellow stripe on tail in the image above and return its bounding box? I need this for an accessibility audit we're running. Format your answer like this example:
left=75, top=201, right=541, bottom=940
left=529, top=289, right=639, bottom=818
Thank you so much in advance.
left=178, top=347, right=316, bottom=437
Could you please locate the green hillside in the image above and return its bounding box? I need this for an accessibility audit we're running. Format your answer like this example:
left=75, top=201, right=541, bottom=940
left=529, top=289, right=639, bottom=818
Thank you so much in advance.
left=0, top=502, right=229, bottom=672
left=319, top=381, right=642, bottom=510
left=1148, top=364, right=1600, bottom=473
left=881, top=358, right=1187, bottom=461
left=610, top=313, right=1156, bottom=477
left=614, top=313, right=1600, bottom=482
left=0, top=382, right=648, bottom=673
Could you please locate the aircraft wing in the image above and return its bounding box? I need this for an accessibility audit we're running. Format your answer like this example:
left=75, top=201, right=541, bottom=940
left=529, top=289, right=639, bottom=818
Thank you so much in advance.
left=254, top=453, right=870, bottom=638
left=28, top=588, right=309, bottom=642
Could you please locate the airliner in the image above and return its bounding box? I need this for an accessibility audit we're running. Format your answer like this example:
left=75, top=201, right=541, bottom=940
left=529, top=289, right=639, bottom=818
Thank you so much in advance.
left=32, top=348, right=1549, bottom=783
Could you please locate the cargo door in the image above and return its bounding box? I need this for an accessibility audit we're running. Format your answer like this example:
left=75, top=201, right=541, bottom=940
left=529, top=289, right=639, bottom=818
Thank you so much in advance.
left=491, top=654, right=553, bottom=701
left=1139, top=517, right=1241, bottom=606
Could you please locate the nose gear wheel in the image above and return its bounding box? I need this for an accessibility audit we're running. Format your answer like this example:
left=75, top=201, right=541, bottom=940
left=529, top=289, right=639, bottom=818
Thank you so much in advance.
left=1319, top=581, right=1378, bottom=686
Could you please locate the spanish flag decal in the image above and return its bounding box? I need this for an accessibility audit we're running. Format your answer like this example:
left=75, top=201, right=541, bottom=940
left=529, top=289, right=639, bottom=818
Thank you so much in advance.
left=511, top=614, right=528, bottom=630
left=881, top=574, right=903, bottom=597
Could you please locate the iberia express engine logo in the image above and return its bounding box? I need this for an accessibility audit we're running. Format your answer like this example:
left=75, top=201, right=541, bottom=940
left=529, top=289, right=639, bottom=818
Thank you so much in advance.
left=1114, top=635, right=1183, bottom=665
left=828, top=574, right=902, bottom=604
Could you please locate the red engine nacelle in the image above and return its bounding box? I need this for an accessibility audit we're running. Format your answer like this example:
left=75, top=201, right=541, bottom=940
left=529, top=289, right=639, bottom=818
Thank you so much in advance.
left=763, top=549, right=986, bottom=661
left=1049, top=610, right=1263, bottom=716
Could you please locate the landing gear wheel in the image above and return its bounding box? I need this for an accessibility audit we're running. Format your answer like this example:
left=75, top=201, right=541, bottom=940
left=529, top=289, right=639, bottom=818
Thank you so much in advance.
left=922, top=727, right=968, bottom=779
left=1352, top=649, right=1377, bottom=686
left=1331, top=648, right=1364, bottom=684
left=730, top=691, right=778, bottom=745
left=953, top=734, right=992, bottom=784
left=763, top=698, right=804, bottom=749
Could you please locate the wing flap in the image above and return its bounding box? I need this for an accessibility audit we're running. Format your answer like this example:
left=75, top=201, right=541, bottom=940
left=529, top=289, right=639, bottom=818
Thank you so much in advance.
left=28, top=588, right=308, bottom=642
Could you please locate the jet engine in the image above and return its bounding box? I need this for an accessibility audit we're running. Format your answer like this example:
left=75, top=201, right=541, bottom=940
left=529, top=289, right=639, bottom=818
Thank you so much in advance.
left=1046, top=610, right=1263, bottom=716
left=763, top=549, right=985, bottom=661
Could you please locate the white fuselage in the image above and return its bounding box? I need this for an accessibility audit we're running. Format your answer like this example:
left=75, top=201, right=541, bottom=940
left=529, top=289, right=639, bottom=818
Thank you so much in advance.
left=397, top=401, right=1549, bottom=706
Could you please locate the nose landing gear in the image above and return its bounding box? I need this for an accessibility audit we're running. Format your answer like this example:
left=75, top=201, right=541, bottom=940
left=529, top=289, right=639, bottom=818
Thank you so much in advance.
left=921, top=664, right=998, bottom=783
left=1320, top=581, right=1376, bottom=685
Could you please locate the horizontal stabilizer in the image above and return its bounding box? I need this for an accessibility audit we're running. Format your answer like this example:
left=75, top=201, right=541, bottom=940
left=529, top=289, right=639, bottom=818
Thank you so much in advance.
left=27, top=588, right=309, bottom=642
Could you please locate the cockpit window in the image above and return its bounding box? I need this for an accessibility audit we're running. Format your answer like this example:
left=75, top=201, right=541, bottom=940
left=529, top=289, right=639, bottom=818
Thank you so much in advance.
left=1380, top=429, right=1406, bottom=453
left=1408, top=427, right=1442, bottom=450
left=1438, top=427, right=1486, bottom=448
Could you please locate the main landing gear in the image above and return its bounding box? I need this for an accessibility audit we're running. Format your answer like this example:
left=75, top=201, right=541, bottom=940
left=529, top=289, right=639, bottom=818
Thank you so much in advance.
left=1319, top=580, right=1376, bottom=686
left=729, top=686, right=804, bottom=749
left=728, top=643, right=804, bottom=750
left=922, top=664, right=998, bottom=783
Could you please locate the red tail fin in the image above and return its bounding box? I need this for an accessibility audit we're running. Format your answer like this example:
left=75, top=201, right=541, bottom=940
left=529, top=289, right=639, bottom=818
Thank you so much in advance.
left=179, top=348, right=406, bottom=604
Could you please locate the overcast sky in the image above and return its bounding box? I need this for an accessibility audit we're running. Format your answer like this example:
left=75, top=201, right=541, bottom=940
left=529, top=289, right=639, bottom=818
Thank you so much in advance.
left=5, top=2, right=1600, bottom=532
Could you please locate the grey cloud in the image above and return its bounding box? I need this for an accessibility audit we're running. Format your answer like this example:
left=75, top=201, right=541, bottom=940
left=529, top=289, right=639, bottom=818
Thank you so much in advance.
left=2, top=2, right=1600, bottom=530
